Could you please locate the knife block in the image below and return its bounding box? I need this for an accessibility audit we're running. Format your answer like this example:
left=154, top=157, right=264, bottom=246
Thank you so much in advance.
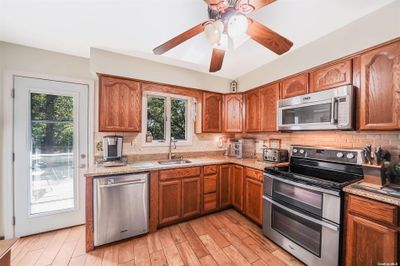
left=362, top=163, right=387, bottom=188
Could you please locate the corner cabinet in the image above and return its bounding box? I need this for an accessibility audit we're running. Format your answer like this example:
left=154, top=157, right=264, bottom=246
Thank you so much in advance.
left=359, top=41, right=400, bottom=130
left=244, top=89, right=261, bottom=132
left=232, top=165, right=244, bottom=211
left=219, top=164, right=232, bottom=208
left=98, top=75, right=142, bottom=132
left=259, top=83, right=280, bottom=132
left=280, top=73, right=308, bottom=99
left=202, top=92, right=223, bottom=132
left=223, top=94, right=243, bottom=133
left=309, top=59, right=352, bottom=92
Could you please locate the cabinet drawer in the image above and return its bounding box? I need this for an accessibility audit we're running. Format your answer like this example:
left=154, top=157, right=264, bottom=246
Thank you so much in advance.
left=204, top=175, right=217, bottom=194
left=204, top=165, right=217, bottom=175
left=204, top=193, right=217, bottom=212
left=245, top=168, right=263, bottom=181
left=347, top=194, right=398, bottom=226
left=160, top=167, right=201, bottom=181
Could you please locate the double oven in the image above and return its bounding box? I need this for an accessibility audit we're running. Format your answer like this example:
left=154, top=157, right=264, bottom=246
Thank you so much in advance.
left=262, top=146, right=363, bottom=266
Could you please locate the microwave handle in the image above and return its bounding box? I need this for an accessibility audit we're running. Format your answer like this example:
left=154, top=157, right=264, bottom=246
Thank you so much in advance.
left=331, top=98, right=339, bottom=124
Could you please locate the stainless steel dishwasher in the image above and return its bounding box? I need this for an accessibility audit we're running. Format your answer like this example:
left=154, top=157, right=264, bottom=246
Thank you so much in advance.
left=93, top=172, right=149, bottom=246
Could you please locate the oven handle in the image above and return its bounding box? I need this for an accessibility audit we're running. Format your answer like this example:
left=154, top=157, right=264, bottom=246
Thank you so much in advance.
left=264, top=173, right=340, bottom=196
left=263, top=196, right=339, bottom=231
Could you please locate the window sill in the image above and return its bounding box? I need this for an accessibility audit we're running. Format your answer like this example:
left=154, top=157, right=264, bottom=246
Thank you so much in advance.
left=141, top=141, right=193, bottom=147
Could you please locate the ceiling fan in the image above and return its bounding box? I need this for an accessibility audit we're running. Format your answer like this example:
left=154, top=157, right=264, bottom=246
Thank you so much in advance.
left=153, top=0, right=293, bottom=73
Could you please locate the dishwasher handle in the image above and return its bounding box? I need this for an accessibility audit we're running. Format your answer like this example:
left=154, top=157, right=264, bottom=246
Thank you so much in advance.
left=99, top=179, right=146, bottom=188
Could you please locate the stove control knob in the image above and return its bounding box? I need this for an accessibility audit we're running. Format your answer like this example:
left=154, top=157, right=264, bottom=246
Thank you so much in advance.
left=299, top=149, right=305, bottom=154
left=293, top=149, right=298, bottom=153
left=346, top=153, right=355, bottom=159
left=336, top=152, right=344, bottom=158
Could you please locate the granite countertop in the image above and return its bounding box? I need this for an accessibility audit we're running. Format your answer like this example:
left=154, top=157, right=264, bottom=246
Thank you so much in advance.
left=343, top=182, right=400, bottom=206
left=85, top=156, right=288, bottom=177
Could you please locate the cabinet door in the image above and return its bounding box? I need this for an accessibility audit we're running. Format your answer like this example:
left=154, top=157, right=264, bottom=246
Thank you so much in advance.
left=345, top=213, right=398, bottom=266
left=202, top=92, right=223, bottom=132
left=219, top=165, right=232, bottom=208
left=280, top=73, right=308, bottom=99
left=310, top=59, right=352, bottom=92
left=245, top=89, right=261, bottom=132
left=182, top=177, right=201, bottom=218
left=232, top=165, right=244, bottom=211
left=359, top=41, right=400, bottom=130
left=223, top=94, right=243, bottom=133
left=99, top=75, right=142, bottom=132
left=244, top=177, right=263, bottom=225
left=159, top=180, right=181, bottom=224
left=259, top=83, right=279, bottom=132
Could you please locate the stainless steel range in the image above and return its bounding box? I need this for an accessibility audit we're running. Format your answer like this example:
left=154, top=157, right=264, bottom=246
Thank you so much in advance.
left=262, top=146, right=364, bottom=266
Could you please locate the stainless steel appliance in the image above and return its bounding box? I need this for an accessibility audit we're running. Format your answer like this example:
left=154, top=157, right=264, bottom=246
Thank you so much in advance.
left=94, top=173, right=149, bottom=246
left=227, top=139, right=256, bottom=159
left=263, top=146, right=363, bottom=266
left=277, top=85, right=355, bottom=131
left=103, top=135, right=123, bottom=161
left=263, top=148, right=288, bottom=162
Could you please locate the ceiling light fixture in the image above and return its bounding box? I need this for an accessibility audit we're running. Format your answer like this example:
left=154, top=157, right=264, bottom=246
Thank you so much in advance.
left=227, top=14, right=249, bottom=39
left=204, top=20, right=224, bottom=45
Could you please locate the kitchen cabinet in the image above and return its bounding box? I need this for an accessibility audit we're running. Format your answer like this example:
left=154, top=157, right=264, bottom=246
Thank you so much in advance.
left=223, top=94, right=243, bottom=133
left=158, top=167, right=201, bottom=225
left=203, top=165, right=218, bottom=213
left=232, top=165, right=244, bottom=211
left=244, top=168, right=263, bottom=225
left=98, top=75, right=142, bottom=132
left=245, top=89, right=261, bottom=132
left=202, top=92, right=223, bottom=132
left=219, top=164, right=232, bottom=208
left=259, top=83, right=280, bottom=132
left=344, top=194, right=399, bottom=265
left=309, top=59, right=352, bottom=92
left=280, top=73, right=308, bottom=99
left=359, top=41, right=400, bottom=130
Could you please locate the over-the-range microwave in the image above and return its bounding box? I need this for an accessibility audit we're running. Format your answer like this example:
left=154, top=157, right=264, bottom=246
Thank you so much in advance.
left=277, top=85, right=355, bottom=131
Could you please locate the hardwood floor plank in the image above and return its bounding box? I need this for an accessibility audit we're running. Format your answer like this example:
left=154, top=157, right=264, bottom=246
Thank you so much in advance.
left=134, top=238, right=151, bottom=266
left=102, top=245, right=119, bottom=266
left=169, top=225, right=186, bottom=244
left=149, top=250, right=167, bottom=266
left=198, top=255, right=217, bottom=266
left=35, top=228, right=71, bottom=266
left=217, top=213, right=249, bottom=239
left=52, top=240, right=77, bottom=266
left=85, top=248, right=104, bottom=266
left=117, top=240, right=134, bottom=264
left=158, top=228, right=184, bottom=266
left=11, top=237, right=38, bottom=264
left=146, top=231, right=163, bottom=254
left=272, top=249, right=304, bottom=266
left=189, top=219, right=208, bottom=237
left=199, top=234, right=232, bottom=265
left=251, top=259, right=269, bottom=266
left=201, top=219, right=230, bottom=249
left=242, top=237, right=285, bottom=266
left=222, top=245, right=252, bottom=266
left=14, top=249, right=42, bottom=266
left=178, top=223, right=209, bottom=259
left=219, top=228, right=259, bottom=263
left=176, top=241, right=201, bottom=266
left=118, top=260, right=134, bottom=266
left=69, top=254, right=87, bottom=266
left=205, top=215, right=225, bottom=230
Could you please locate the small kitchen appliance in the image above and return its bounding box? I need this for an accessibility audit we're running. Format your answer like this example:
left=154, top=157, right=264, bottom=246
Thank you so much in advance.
left=103, top=135, right=123, bottom=161
left=227, top=139, right=256, bottom=159
left=263, top=148, right=288, bottom=162
left=263, top=145, right=364, bottom=265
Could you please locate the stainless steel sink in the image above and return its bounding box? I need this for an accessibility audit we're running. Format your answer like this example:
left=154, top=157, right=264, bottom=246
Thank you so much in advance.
left=157, top=159, right=192, bottom=165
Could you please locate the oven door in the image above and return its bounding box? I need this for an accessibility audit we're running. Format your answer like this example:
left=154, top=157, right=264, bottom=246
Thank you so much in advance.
left=277, top=99, right=339, bottom=131
left=263, top=196, right=339, bottom=266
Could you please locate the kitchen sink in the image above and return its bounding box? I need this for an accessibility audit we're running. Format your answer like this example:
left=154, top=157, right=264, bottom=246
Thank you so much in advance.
left=157, top=159, right=192, bottom=165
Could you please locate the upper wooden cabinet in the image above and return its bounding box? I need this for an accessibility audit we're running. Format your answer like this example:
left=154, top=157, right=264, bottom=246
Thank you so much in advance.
left=310, top=59, right=352, bottom=92
left=359, top=41, right=400, bottom=130
left=244, top=89, right=261, bottom=132
left=259, top=83, right=280, bottom=132
left=223, top=94, right=243, bottom=133
left=280, top=73, right=309, bottom=99
left=99, top=75, right=142, bottom=132
left=202, top=92, right=223, bottom=132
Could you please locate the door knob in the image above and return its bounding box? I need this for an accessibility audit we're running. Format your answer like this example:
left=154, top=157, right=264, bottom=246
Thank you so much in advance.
left=80, top=154, right=86, bottom=159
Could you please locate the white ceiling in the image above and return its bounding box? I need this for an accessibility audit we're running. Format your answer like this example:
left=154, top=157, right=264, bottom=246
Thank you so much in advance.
left=0, top=0, right=395, bottom=79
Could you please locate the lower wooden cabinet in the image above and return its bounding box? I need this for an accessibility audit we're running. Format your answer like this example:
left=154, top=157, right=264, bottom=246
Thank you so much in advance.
left=232, top=165, right=244, bottom=211
left=182, top=177, right=201, bottom=218
left=159, top=180, right=182, bottom=224
left=244, top=172, right=263, bottom=225
left=344, top=194, right=399, bottom=265
left=219, top=164, right=232, bottom=208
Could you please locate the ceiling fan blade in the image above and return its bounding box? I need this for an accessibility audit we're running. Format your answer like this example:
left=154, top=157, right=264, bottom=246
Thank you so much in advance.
left=247, top=19, right=293, bottom=55
left=153, top=23, right=206, bottom=55
left=236, top=0, right=276, bottom=12
left=209, top=48, right=225, bottom=72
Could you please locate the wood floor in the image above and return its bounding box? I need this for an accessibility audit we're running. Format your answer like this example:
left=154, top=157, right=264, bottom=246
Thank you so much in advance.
left=10, top=209, right=303, bottom=266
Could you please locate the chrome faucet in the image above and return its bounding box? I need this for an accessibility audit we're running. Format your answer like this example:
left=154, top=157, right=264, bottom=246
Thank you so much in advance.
left=168, top=137, right=177, bottom=160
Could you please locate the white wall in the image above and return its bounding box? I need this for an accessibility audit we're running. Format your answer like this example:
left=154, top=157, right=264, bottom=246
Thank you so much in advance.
left=0, top=41, right=93, bottom=237
left=90, top=48, right=231, bottom=93
left=237, top=0, right=400, bottom=91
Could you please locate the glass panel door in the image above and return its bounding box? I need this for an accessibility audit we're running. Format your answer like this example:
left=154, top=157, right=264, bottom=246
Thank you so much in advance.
left=282, top=103, right=332, bottom=125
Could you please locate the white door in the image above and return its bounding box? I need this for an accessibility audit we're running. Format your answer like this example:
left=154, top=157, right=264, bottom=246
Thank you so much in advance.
left=13, top=76, right=88, bottom=237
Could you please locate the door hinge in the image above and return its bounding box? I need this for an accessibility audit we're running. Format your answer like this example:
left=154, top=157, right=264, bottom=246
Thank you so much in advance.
left=11, top=88, right=15, bottom=98
left=12, top=216, right=15, bottom=226
left=12, top=153, right=15, bottom=162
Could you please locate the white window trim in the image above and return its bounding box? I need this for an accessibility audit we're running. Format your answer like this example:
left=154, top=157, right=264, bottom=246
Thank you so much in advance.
left=142, top=91, right=193, bottom=147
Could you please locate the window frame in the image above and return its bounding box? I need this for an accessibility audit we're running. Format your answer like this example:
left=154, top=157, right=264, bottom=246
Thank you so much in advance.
left=142, top=91, right=193, bottom=147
